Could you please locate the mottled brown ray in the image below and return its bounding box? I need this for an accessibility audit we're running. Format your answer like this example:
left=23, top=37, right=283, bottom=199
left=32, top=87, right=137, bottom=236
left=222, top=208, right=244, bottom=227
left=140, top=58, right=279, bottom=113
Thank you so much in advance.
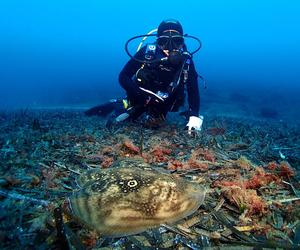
left=67, top=159, right=206, bottom=237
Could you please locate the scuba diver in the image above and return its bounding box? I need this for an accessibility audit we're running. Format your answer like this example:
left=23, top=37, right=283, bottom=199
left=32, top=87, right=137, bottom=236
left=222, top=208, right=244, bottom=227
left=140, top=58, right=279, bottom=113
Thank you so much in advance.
left=85, top=19, right=204, bottom=134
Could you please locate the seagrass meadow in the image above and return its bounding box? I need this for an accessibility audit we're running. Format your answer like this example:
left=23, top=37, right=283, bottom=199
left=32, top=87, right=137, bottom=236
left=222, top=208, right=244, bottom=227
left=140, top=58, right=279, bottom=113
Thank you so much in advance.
left=0, top=109, right=299, bottom=249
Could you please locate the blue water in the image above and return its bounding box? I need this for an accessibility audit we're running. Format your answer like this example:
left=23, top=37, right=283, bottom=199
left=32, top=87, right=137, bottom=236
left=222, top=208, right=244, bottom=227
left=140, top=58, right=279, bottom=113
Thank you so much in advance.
left=0, top=0, right=299, bottom=120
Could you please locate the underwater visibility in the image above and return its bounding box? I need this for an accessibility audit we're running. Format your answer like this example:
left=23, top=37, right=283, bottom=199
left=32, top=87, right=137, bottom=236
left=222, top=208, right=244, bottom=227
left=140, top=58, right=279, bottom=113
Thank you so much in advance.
left=0, top=1, right=300, bottom=249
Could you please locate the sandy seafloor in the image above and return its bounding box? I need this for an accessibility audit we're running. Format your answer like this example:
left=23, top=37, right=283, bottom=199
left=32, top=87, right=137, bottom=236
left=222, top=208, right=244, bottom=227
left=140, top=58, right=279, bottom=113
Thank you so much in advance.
left=0, top=101, right=299, bottom=249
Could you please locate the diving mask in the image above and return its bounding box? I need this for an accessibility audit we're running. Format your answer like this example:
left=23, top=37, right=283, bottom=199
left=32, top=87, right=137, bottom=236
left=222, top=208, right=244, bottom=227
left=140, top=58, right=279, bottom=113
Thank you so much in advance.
left=157, top=34, right=184, bottom=51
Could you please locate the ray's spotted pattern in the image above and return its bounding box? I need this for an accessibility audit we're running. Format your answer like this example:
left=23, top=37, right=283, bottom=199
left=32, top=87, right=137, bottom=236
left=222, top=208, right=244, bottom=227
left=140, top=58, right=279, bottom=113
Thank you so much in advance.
left=66, top=159, right=206, bottom=237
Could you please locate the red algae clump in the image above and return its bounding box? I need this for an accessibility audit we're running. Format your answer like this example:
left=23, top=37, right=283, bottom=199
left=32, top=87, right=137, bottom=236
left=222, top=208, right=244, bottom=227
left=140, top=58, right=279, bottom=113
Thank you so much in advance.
left=213, top=167, right=280, bottom=190
left=222, top=185, right=267, bottom=216
left=121, top=139, right=140, bottom=155
left=191, top=148, right=215, bottom=163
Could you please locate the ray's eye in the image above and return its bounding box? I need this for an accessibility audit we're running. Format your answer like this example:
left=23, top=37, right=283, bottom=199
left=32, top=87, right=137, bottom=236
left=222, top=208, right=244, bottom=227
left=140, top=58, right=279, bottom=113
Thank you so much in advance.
left=127, top=180, right=138, bottom=187
left=117, top=178, right=141, bottom=193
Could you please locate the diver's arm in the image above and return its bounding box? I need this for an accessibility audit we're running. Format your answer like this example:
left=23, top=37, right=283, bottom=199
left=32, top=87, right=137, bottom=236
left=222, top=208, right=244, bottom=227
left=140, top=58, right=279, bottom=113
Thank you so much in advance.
left=186, top=60, right=200, bottom=116
left=119, top=47, right=148, bottom=103
left=119, top=58, right=141, bottom=95
left=185, top=60, right=203, bottom=134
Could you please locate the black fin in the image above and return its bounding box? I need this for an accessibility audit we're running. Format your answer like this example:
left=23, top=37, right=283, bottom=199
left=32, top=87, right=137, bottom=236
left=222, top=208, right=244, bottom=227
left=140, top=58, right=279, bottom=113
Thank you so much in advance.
left=84, top=102, right=116, bottom=117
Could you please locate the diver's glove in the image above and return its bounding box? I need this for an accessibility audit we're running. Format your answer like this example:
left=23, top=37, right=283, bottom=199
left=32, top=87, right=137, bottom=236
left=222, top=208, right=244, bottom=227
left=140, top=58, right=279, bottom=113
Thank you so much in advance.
left=186, top=115, right=204, bottom=135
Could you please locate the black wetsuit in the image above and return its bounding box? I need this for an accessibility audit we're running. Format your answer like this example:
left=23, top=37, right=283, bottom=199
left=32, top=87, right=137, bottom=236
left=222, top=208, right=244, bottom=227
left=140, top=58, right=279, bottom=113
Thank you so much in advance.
left=119, top=45, right=200, bottom=118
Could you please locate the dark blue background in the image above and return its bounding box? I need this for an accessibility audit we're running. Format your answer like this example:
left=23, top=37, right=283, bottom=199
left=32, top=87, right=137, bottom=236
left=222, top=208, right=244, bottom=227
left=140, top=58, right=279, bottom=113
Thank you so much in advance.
left=0, top=0, right=299, bottom=120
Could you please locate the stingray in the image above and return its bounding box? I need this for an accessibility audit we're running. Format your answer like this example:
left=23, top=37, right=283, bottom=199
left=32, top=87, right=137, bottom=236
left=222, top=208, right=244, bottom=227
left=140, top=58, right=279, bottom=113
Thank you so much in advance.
left=65, top=159, right=206, bottom=237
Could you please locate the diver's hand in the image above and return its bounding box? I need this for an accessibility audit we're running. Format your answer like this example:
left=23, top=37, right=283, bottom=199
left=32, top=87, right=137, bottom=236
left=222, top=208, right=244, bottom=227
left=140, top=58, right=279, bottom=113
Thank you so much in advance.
left=186, top=116, right=204, bottom=135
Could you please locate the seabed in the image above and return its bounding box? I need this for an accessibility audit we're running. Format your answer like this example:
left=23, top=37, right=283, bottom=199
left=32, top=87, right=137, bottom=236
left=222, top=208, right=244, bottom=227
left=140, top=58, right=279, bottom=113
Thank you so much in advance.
left=0, top=108, right=299, bottom=249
